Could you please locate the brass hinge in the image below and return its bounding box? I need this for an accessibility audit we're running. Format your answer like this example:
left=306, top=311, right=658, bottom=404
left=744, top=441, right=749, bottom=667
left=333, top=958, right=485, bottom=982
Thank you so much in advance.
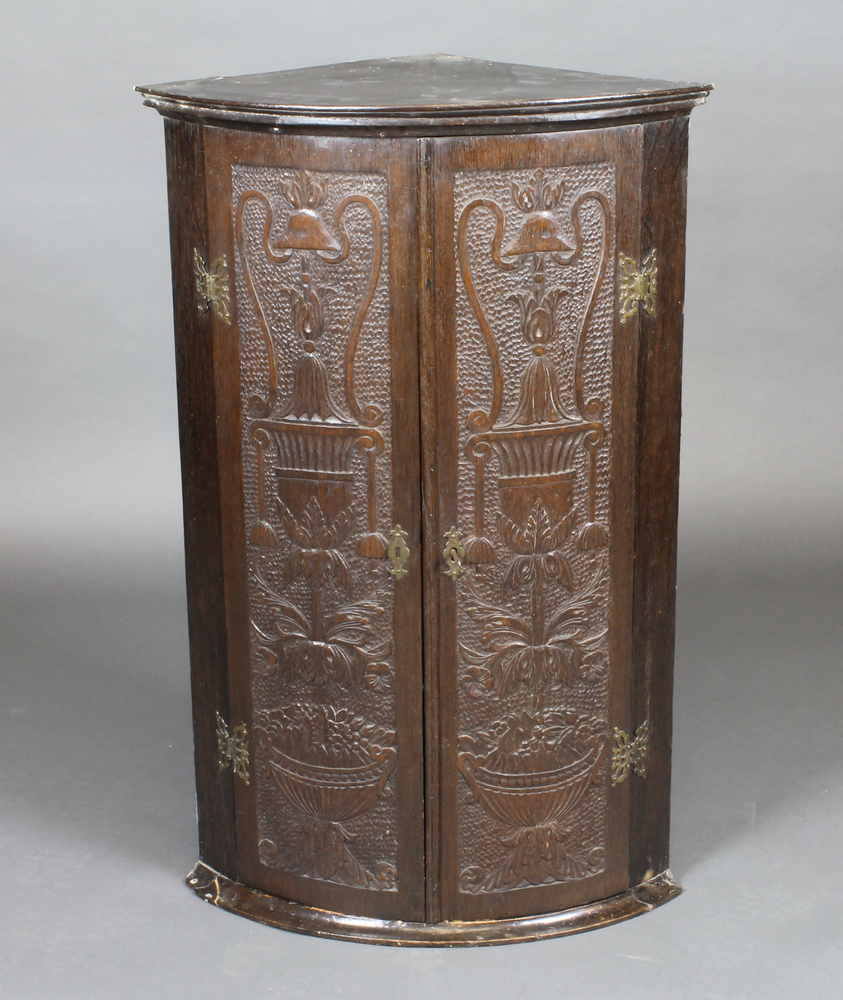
left=194, top=248, right=231, bottom=324
left=619, top=250, right=657, bottom=323
left=216, top=712, right=250, bottom=784
left=387, top=524, right=410, bottom=580
left=611, top=720, right=649, bottom=786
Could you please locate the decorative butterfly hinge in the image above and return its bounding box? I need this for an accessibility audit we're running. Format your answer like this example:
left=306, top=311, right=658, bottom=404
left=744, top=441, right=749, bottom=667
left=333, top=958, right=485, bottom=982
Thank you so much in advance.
left=216, top=712, right=250, bottom=784
left=611, top=720, right=650, bottom=786
left=194, top=248, right=231, bottom=324
left=618, top=250, right=657, bottom=323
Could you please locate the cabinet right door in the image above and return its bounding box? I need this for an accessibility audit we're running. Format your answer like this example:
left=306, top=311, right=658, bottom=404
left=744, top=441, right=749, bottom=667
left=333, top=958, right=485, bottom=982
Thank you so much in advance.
left=427, top=126, right=646, bottom=922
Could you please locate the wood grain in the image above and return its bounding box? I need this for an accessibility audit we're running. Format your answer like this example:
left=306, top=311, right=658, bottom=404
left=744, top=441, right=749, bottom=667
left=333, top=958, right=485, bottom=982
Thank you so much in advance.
left=628, top=115, right=690, bottom=884
left=164, top=119, right=237, bottom=874
left=151, top=60, right=707, bottom=940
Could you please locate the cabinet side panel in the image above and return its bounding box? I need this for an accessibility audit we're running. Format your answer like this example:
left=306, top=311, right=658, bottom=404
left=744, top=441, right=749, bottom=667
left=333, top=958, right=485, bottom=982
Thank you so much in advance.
left=629, top=115, right=690, bottom=881
left=164, top=119, right=237, bottom=873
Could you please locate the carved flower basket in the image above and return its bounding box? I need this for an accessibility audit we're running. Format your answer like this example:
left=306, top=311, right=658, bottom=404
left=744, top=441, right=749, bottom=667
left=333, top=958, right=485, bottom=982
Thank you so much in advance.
left=458, top=740, right=602, bottom=831
left=256, top=706, right=397, bottom=825
left=457, top=713, right=607, bottom=833
left=264, top=746, right=396, bottom=824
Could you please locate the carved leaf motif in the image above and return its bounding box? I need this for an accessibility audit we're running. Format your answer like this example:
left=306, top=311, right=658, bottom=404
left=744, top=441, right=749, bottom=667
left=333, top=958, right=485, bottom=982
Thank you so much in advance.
left=253, top=587, right=309, bottom=641
left=278, top=497, right=354, bottom=550
left=461, top=566, right=606, bottom=697
left=279, top=171, right=328, bottom=210
left=465, top=828, right=597, bottom=892
left=279, top=353, right=346, bottom=421
left=276, top=498, right=355, bottom=590
left=254, top=567, right=390, bottom=688
left=279, top=547, right=350, bottom=591
left=511, top=170, right=564, bottom=213
left=502, top=550, right=572, bottom=593
left=303, top=818, right=369, bottom=884
left=501, top=502, right=570, bottom=555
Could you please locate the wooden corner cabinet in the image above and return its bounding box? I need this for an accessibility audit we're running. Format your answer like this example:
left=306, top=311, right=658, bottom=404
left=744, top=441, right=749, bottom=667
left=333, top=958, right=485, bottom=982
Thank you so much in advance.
left=138, top=55, right=710, bottom=945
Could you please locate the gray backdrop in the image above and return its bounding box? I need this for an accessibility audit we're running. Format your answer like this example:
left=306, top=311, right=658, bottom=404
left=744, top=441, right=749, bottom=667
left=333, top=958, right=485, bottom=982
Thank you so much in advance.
left=1, top=1, right=841, bottom=997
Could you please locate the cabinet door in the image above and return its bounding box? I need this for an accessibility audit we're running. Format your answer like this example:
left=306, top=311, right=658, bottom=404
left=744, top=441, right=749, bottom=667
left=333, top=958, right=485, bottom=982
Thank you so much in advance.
left=426, top=129, right=644, bottom=921
left=203, top=130, right=426, bottom=921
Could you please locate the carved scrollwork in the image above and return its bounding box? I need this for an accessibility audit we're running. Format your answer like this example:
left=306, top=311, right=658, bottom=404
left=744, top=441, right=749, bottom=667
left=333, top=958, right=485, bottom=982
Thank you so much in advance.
left=454, top=163, right=616, bottom=893
left=233, top=166, right=398, bottom=890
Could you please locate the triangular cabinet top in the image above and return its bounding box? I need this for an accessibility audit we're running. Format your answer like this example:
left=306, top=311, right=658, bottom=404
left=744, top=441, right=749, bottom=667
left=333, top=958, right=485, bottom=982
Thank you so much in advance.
left=137, top=54, right=711, bottom=131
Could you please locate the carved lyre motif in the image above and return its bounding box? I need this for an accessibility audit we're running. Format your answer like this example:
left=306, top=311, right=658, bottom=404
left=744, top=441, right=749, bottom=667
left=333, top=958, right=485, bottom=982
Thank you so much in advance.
left=234, top=167, right=398, bottom=890
left=458, top=169, right=612, bottom=562
left=235, top=171, right=388, bottom=558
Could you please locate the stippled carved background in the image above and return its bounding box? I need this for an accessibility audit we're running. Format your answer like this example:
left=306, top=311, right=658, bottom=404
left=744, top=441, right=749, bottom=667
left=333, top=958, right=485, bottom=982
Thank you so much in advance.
left=231, top=166, right=399, bottom=892
left=453, top=164, right=617, bottom=894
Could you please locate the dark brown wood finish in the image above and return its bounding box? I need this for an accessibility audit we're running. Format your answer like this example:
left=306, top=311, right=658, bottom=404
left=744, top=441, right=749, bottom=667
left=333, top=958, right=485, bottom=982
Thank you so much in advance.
left=186, top=860, right=681, bottom=945
left=202, top=127, right=426, bottom=922
left=417, top=135, right=444, bottom=925
left=627, top=115, right=690, bottom=883
left=145, top=56, right=709, bottom=944
left=164, top=119, right=237, bottom=874
left=428, top=128, right=643, bottom=922
left=138, top=55, right=710, bottom=133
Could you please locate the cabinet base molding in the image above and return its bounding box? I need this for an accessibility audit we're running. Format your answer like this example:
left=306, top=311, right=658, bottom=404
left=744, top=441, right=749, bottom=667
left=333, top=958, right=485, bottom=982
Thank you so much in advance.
left=186, top=862, right=681, bottom=947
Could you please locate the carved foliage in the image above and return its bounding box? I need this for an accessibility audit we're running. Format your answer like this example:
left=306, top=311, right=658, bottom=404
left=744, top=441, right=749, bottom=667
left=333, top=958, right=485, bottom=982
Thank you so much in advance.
left=255, top=704, right=397, bottom=889
left=453, top=165, right=616, bottom=892
left=232, top=167, right=397, bottom=889
left=458, top=711, right=607, bottom=892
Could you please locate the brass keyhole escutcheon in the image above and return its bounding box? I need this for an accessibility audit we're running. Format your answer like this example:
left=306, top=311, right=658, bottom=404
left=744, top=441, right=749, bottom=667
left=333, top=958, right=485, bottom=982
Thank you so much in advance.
left=387, top=525, right=410, bottom=580
left=442, top=526, right=466, bottom=580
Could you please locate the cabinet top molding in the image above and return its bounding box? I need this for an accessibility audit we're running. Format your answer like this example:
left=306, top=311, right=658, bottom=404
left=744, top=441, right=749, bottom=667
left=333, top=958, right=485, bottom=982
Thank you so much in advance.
left=136, top=54, right=711, bottom=132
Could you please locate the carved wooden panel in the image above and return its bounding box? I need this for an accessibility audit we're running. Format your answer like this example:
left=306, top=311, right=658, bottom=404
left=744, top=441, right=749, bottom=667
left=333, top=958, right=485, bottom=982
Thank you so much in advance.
left=449, top=161, right=618, bottom=901
left=231, top=165, right=402, bottom=893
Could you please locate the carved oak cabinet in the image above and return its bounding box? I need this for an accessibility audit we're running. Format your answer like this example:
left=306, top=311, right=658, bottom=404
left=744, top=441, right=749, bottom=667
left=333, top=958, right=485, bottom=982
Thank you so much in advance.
left=138, top=55, right=710, bottom=945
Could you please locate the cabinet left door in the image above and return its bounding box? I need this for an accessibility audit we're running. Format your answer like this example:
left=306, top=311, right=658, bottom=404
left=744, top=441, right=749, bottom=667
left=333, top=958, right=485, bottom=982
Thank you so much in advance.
left=169, top=122, right=426, bottom=921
